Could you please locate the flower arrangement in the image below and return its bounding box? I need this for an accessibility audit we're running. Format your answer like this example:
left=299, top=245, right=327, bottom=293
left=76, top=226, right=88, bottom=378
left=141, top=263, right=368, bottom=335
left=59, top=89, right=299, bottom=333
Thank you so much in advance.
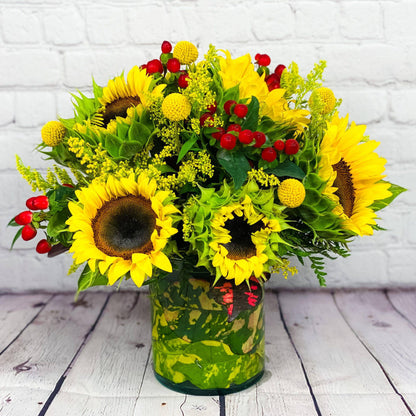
left=10, top=40, right=404, bottom=294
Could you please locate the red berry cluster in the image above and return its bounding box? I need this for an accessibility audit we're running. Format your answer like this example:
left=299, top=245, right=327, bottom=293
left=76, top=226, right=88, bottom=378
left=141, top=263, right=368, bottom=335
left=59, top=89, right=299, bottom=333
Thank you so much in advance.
left=141, top=41, right=190, bottom=90
left=14, top=195, right=51, bottom=254
left=260, top=139, right=299, bottom=162
left=254, top=51, right=286, bottom=91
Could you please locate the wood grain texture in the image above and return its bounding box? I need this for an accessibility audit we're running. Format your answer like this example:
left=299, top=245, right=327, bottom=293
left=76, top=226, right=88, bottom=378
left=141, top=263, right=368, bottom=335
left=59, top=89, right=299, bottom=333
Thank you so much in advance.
left=335, top=290, right=416, bottom=412
left=0, top=293, right=108, bottom=416
left=279, top=291, right=411, bottom=416
left=0, top=293, right=52, bottom=353
left=0, top=290, right=414, bottom=415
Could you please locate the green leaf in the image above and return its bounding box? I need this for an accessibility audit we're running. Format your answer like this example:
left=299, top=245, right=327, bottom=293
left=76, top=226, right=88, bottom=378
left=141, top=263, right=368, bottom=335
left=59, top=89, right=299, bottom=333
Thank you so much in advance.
left=177, top=133, right=199, bottom=163
left=128, top=119, right=151, bottom=147
left=241, top=96, right=259, bottom=131
left=7, top=218, right=19, bottom=227
left=77, top=264, right=108, bottom=294
left=104, top=134, right=123, bottom=158
left=303, top=173, right=326, bottom=190
left=221, top=84, right=240, bottom=107
left=267, top=160, right=306, bottom=180
left=117, top=122, right=130, bottom=140
left=217, top=149, right=251, bottom=189
left=371, top=183, right=406, bottom=212
left=10, top=228, right=22, bottom=249
left=119, top=142, right=143, bottom=159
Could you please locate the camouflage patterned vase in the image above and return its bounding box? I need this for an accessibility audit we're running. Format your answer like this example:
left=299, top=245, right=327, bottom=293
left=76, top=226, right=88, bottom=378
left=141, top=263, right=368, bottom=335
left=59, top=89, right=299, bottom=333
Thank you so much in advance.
left=149, top=271, right=265, bottom=395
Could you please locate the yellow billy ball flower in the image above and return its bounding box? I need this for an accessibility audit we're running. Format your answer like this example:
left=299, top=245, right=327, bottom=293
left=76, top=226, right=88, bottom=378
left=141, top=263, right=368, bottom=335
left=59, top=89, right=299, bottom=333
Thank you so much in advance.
left=173, top=41, right=199, bottom=65
left=161, top=93, right=192, bottom=121
left=309, top=87, right=336, bottom=114
left=278, top=179, right=306, bottom=208
left=41, top=121, right=66, bottom=147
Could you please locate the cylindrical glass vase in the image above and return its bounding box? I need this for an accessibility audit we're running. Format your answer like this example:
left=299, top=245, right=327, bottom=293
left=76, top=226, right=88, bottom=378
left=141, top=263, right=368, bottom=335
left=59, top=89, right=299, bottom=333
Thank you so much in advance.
left=149, top=271, right=265, bottom=395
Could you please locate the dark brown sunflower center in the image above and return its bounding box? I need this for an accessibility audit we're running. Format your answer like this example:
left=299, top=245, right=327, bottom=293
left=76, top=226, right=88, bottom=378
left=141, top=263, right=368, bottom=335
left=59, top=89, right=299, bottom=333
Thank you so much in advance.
left=224, top=216, right=263, bottom=260
left=101, top=96, right=141, bottom=127
left=332, top=158, right=356, bottom=217
left=92, top=195, right=156, bottom=259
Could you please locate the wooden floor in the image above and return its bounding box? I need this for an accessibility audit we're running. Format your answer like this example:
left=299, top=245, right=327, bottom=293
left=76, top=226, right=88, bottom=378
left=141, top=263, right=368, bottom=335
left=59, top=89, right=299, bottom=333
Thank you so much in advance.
left=0, top=290, right=416, bottom=416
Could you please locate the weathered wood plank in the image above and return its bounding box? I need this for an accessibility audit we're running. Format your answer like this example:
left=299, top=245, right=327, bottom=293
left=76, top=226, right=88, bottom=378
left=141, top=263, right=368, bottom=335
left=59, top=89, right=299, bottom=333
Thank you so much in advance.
left=387, top=289, right=416, bottom=327
left=0, top=293, right=108, bottom=416
left=0, top=294, right=52, bottom=353
left=335, top=290, right=416, bottom=412
left=134, top=356, right=221, bottom=415
left=279, top=291, right=411, bottom=416
left=226, top=292, right=317, bottom=416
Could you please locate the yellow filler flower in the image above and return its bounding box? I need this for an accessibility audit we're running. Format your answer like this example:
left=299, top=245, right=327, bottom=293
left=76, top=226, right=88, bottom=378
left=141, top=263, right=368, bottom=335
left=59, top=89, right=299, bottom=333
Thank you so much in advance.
left=278, top=179, right=306, bottom=208
left=66, top=173, right=179, bottom=287
left=162, top=93, right=192, bottom=121
left=41, top=121, right=66, bottom=147
left=173, top=41, right=199, bottom=65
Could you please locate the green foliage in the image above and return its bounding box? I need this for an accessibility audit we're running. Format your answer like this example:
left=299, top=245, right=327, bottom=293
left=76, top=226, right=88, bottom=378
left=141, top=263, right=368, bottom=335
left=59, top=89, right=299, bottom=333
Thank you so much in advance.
left=77, top=264, right=108, bottom=297
left=217, top=148, right=251, bottom=189
left=370, top=183, right=406, bottom=212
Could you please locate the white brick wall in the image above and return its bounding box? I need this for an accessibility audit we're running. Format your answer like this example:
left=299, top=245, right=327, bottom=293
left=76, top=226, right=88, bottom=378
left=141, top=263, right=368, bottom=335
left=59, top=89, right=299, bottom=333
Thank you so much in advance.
left=0, top=0, right=415, bottom=292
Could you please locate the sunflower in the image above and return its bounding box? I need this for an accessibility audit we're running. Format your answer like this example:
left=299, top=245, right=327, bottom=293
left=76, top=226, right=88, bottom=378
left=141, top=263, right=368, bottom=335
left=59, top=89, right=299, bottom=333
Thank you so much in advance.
left=66, top=173, right=179, bottom=287
left=218, top=50, right=309, bottom=134
left=184, top=181, right=290, bottom=285
left=91, top=66, right=166, bottom=133
left=318, top=113, right=392, bottom=236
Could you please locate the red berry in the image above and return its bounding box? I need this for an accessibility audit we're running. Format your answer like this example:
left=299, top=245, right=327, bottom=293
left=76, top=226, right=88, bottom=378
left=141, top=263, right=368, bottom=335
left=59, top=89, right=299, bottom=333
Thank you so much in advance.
left=139, top=64, right=147, bottom=70
left=257, top=54, right=271, bottom=67
left=26, top=197, right=37, bottom=210
left=285, top=139, right=300, bottom=155
left=146, top=59, right=163, bottom=75
left=265, top=74, right=280, bottom=91
left=224, top=100, right=236, bottom=115
left=227, top=123, right=242, bottom=133
left=207, top=102, right=217, bottom=114
left=178, top=72, right=190, bottom=88
left=200, top=112, right=214, bottom=127
left=22, top=224, right=37, bottom=241
left=255, top=53, right=261, bottom=61
left=212, top=127, right=225, bottom=140
left=15, top=211, right=33, bottom=226
left=36, top=239, right=52, bottom=254
left=220, top=133, right=237, bottom=150
left=62, top=183, right=74, bottom=188
left=253, top=131, right=266, bottom=148
left=274, top=64, right=286, bottom=78
left=32, top=196, right=49, bottom=210
left=273, top=140, right=285, bottom=151
left=166, top=58, right=180, bottom=73
left=234, top=104, right=248, bottom=118
left=239, top=129, right=254, bottom=144
left=261, top=147, right=277, bottom=162
left=161, top=40, right=172, bottom=54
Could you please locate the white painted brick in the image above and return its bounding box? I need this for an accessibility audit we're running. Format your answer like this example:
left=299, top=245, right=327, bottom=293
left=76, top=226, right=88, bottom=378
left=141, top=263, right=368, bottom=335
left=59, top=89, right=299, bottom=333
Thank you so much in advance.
left=321, top=44, right=416, bottom=85
left=339, top=2, right=383, bottom=40
left=0, top=129, right=49, bottom=171
left=85, top=6, right=127, bottom=45
left=56, top=90, right=75, bottom=120
left=251, top=4, right=295, bottom=41
left=336, top=88, right=387, bottom=124
left=294, top=2, right=339, bottom=40
left=0, top=173, right=34, bottom=211
left=127, top=5, right=175, bottom=44
left=43, top=6, right=85, bottom=46
left=387, top=248, right=416, bottom=284
left=15, top=91, right=56, bottom=127
left=0, top=50, right=61, bottom=86
left=384, top=1, right=416, bottom=42
left=1, top=8, right=42, bottom=44
left=184, top=5, right=252, bottom=44
left=390, top=89, right=416, bottom=124
left=0, top=93, right=14, bottom=126
left=63, top=49, right=147, bottom=87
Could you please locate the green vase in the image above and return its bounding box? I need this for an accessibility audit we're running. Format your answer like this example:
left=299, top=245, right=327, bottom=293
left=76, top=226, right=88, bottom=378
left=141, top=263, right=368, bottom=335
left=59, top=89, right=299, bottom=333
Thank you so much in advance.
left=149, top=271, right=265, bottom=395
